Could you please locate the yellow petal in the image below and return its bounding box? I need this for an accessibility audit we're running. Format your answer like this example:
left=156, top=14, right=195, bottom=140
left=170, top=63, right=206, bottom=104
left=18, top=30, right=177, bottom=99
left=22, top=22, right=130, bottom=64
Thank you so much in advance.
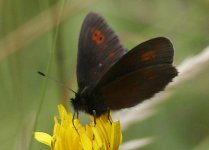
left=80, top=134, right=93, bottom=150
left=92, top=127, right=106, bottom=149
left=35, top=105, right=123, bottom=150
left=110, top=122, right=122, bottom=150
left=34, top=132, right=52, bottom=147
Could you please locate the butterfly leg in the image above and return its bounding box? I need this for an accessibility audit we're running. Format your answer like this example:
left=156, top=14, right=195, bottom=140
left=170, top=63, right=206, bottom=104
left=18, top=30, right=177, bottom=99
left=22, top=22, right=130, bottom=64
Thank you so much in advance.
left=93, top=110, right=97, bottom=126
left=107, top=108, right=112, bottom=124
left=73, top=110, right=79, bottom=120
left=72, top=111, right=80, bottom=135
left=76, top=111, right=79, bottom=119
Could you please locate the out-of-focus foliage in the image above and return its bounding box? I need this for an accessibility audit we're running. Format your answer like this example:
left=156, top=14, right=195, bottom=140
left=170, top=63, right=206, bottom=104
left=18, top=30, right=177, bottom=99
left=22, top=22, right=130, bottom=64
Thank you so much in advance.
left=0, top=0, right=208, bottom=150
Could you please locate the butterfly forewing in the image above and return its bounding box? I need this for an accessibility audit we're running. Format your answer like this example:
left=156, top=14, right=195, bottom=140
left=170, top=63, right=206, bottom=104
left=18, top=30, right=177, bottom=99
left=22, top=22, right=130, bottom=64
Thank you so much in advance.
left=77, top=12, right=127, bottom=91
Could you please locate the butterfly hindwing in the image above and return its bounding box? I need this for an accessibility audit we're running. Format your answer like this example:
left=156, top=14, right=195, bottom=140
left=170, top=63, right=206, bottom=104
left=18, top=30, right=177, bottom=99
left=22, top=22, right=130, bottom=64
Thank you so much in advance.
left=95, top=37, right=175, bottom=89
left=77, top=12, right=127, bottom=91
left=97, top=64, right=177, bottom=109
left=92, top=37, right=178, bottom=110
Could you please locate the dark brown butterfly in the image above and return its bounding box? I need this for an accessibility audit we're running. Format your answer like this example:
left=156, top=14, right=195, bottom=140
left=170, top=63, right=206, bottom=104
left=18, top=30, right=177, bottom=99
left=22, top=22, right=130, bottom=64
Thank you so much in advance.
left=71, top=12, right=178, bottom=117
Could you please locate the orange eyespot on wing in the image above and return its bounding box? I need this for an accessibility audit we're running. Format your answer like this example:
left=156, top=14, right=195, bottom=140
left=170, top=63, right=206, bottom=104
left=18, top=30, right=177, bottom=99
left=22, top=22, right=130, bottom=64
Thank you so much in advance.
left=140, top=51, right=156, bottom=61
left=91, top=29, right=105, bottom=45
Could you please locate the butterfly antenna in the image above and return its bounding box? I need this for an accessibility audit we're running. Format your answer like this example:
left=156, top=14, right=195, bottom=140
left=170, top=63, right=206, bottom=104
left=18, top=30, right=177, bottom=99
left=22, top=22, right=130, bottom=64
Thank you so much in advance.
left=37, top=71, right=77, bottom=94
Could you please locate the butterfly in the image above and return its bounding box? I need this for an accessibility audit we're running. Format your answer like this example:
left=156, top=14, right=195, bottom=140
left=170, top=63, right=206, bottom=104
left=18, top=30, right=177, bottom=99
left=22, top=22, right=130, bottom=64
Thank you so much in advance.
left=71, top=12, right=178, bottom=117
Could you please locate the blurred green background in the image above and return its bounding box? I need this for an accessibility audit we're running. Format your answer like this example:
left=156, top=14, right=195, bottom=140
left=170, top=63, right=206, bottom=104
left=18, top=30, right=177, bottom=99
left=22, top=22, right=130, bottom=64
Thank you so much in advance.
left=1, top=0, right=209, bottom=150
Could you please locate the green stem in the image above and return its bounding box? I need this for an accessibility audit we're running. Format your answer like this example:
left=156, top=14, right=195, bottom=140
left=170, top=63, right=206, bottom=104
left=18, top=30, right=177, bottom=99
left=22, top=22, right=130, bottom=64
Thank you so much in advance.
left=28, top=0, right=67, bottom=149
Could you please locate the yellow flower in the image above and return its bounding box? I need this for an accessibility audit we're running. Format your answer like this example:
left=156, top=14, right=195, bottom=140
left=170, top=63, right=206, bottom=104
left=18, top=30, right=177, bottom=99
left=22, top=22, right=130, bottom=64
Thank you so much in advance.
left=35, top=105, right=122, bottom=150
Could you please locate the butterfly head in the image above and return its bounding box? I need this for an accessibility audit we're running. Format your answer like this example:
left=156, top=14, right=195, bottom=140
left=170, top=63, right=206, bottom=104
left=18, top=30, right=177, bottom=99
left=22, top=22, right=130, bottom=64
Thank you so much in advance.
left=71, top=87, right=92, bottom=113
left=71, top=94, right=83, bottom=112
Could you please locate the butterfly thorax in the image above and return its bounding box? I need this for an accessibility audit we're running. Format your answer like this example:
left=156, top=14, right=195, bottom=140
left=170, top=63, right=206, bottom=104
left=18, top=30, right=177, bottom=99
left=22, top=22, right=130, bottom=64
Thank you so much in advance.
left=71, top=87, right=108, bottom=117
